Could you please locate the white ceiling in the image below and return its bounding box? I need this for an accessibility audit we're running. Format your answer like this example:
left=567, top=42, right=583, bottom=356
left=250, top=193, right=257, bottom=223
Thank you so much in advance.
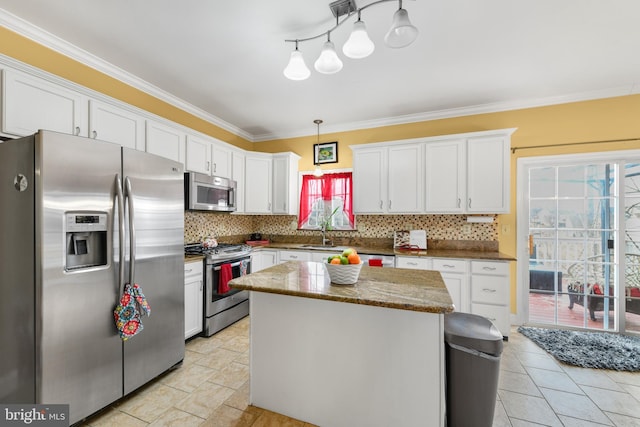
left=1, top=0, right=640, bottom=142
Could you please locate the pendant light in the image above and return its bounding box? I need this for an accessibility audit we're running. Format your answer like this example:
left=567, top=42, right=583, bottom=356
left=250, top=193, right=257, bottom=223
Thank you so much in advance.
left=384, top=0, right=419, bottom=48
left=342, top=12, right=375, bottom=59
left=314, top=33, right=343, bottom=74
left=283, top=41, right=311, bottom=81
left=283, top=0, right=418, bottom=80
left=313, top=119, right=324, bottom=177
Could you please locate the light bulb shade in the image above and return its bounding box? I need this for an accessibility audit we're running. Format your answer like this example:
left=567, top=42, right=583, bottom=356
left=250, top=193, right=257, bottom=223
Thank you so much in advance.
left=342, top=20, right=375, bottom=59
left=283, top=49, right=311, bottom=80
left=313, top=165, right=323, bottom=177
left=384, top=8, right=418, bottom=48
left=314, top=41, right=343, bottom=74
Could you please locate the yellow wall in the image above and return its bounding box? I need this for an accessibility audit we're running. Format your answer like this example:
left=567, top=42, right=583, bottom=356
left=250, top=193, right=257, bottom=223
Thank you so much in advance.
left=4, top=27, right=640, bottom=313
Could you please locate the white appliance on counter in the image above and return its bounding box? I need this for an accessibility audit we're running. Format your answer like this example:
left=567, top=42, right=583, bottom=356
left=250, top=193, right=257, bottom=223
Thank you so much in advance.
left=358, top=253, right=396, bottom=267
left=0, top=131, right=185, bottom=424
left=394, top=230, right=428, bottom=250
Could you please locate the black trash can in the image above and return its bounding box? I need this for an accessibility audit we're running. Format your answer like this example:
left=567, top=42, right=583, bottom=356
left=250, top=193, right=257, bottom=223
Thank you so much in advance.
left=444, top=312, right=504, bottom=427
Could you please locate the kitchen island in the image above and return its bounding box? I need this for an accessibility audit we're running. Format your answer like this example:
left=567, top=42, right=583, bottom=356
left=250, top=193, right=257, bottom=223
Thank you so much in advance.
left=229, top=261, right=454, bottom=427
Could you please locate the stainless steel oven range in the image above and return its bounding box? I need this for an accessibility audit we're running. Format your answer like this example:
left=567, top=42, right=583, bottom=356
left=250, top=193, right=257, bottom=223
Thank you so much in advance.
left=185, top=243, right=252, bottom=336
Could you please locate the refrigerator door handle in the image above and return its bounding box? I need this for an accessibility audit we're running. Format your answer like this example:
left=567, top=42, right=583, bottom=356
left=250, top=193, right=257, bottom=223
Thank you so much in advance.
left=124, top=176, right=136, bottom=285
left=116, top=174, right=125, bottom=295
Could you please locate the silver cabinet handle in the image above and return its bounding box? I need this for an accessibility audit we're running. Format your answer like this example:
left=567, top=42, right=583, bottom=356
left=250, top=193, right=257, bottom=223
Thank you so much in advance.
left=74, top=126, right=80, bottom=136
left=468, top=198, right=472, bottom=208
left=206, top=161, right=210, bottom=171
left=92, top=130, right=97, bottom=139
left=457, top=198, right=461, bottom=208
left=408, top=261, right=418, bottom=266
left=482, top=288, right=497, bottom=293
left=443, top=264, right=455, bottom=269
left=213, top=163, right=217, bottom=173
left=483, top=266, right=497, bottom=271
left=290, top=255, right=298, bottom=259
left=185, top=268, right=193, bottom=273
left=200, top=280, right=203, bottom=291
left=379, top=200, right=383, bottom=209
left=268, top=202, right=271, bottom=211
left=388, top=200, right=392, bottom=209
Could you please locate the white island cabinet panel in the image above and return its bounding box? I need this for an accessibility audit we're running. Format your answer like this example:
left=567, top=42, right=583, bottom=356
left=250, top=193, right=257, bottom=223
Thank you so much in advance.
left=250, top=291, right=445, bottom=427
left=184, top=260, right=203, bottom=339
left=2, top=68, right=87, bottom=137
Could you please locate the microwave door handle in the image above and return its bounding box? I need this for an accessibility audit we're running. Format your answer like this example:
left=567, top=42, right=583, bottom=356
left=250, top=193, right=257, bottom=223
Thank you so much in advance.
left=115, top=174, right=125, bottom=296
left=124, top=176, right=136, bottom=285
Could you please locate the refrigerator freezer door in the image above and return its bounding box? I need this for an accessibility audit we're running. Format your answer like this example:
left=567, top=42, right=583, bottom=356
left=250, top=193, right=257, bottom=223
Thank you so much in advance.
left=122, top=148, right=185, bottom=394
left=37, top=131, right=123, bottom=423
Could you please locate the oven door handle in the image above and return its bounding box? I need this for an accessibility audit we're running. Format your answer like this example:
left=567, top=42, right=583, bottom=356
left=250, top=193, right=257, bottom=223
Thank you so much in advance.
left=212, top=259, right=249, bottom=271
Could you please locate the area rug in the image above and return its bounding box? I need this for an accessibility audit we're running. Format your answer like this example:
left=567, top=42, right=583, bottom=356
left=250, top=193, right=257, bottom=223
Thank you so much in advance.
left=517, top=326, right=640, bottom=371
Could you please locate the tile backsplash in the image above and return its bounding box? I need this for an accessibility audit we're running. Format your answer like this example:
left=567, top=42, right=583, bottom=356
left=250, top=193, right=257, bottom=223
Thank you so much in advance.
left=185, top=212, right=498, bottom=244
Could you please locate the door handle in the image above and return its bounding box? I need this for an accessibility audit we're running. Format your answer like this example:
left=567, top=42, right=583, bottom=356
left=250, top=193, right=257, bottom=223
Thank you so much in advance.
left=115, top=174, right=125, bottom=296
left=124, top=176, right=136, bottom=285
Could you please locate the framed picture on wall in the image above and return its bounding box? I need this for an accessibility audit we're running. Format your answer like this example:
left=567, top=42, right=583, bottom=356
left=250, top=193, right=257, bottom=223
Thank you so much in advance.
left=314, top=141, right=338, bottom=164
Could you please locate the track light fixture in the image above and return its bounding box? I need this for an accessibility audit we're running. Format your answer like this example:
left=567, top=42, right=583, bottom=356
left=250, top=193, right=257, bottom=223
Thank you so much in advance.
left=283, top=0, right=418, bottom=81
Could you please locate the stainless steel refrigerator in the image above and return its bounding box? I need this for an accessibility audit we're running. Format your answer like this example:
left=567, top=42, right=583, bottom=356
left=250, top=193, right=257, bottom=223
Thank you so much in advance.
left=0, top=130, right=185, bottom=424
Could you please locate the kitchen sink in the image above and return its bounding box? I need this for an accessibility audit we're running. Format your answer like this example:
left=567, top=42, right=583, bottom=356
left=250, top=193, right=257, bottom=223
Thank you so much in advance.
left=300, top=245, right=349, bottom=251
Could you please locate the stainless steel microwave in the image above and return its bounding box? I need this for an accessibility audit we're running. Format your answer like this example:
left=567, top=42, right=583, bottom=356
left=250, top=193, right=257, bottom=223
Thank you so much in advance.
left=185, top=172, right=237, bottom=212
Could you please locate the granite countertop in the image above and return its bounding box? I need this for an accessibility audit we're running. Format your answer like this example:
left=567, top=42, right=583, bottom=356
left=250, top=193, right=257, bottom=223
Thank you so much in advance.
left=252, top=242, right=515, bottom=261
left=229, top=261, right=454, bottom=314
left=185, top=254, right=205, bottom=262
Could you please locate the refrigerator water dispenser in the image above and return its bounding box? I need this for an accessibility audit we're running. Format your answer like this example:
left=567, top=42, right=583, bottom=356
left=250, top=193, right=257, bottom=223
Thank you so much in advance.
left=65, top=212, right=108, bottom=270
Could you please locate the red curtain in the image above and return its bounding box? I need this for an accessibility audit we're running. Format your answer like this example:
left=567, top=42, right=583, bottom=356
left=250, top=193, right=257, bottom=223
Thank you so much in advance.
left=298, top=172, right=353, bottom=228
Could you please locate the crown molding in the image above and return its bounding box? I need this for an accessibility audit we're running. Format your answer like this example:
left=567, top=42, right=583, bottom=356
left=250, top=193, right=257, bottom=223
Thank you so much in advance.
left=252, top=85, right=636, bottom=142
left=0, top=8, right=254, bottom=142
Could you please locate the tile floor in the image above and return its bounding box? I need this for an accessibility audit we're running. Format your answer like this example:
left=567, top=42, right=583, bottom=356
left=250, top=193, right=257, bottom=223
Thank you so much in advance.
left=80, top=317, right=640, bottom=427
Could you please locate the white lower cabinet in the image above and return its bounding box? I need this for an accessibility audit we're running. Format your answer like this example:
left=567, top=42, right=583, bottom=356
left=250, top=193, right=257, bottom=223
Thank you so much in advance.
left=278, top=250, right=311, bottom=263
left=396, top=256, right=510, bottom=337
left=251, top=250, right=278, bottom=272
left=470, top=260, right=511, bottom=338
left=184, top=259, right=204, bottom=339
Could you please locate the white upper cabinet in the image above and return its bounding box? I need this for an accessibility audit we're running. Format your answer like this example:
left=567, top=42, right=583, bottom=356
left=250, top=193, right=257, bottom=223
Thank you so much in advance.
left=232, top=150, right=246, bottom=213
left=466, top=134, right=510, bottom=213
left=272, top=152, right=301, bottom=215
left=146, top=119, right=186, bottom=165
left=388, top=143, right=424, bottom=213
left=425, top=139, right=465, bottom=213
left=244, top=153, right=273, bottom=213
left=185, top=134, right=232, bottom=178
left=352, top=143, right=423, bottom=214
left=425, top=134, right=510, bottom=213
left=2, top=68, right=87, bottom=137
left=211, top=144, right=231, bottom=178
left=352, top=147, right=387, bottom=213
left=89, top=99, right=145, bottom=151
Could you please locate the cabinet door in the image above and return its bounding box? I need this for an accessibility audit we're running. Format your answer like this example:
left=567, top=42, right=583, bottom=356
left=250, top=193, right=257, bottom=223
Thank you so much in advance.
left=146, top=120, right=186, bottom=165
left=425, top=139, right=465, bottom=213
left=184, top=261, right=203, bottom=339
left=272, top=155, right=290, bottom=214
left=395, top=256, right=432, bottom=270
left=245, top=155, right=272, bottom=213
left=185, top=135, right=212, bottom=174
left=252, top=250, right=278, bottom=272
left=440, top=273, right=466, bottom=312
left=89, top=100, right=145, bottom=150
left=2, top=68, right=87, bottom=137
left=388, top=144, right=423, bottom=213
left=211, top=144, right=231, bottom=178
left=353, top=148, right=386, bottom=213
left=466, top=135, right=509, bottom=213
left=232, top=151, right=246, bottom=213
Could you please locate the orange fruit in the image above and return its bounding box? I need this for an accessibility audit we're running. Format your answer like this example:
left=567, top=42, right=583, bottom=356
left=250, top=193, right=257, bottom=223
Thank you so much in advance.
left=347, top=253, right=361, bottom=264
left=330, top=257, right=342, bottom=264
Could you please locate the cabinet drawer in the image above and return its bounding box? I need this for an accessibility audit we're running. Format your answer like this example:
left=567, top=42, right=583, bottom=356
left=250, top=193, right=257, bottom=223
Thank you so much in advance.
left=433, top=258, right=467, bottom=273
left=471, top=260, right=509, bottom=276
left=471, top=303, right=510, bottom=337
left=396, top=256, right=432, bottom=270
left=471, top=275, right=509, bottom=305
left=279, top=250, right=311, bottom=262
left=184, top=260, right=203, bottom=279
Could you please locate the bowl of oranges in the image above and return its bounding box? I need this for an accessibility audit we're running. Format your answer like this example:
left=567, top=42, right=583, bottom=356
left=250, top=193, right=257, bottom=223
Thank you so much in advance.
left=324, top=248, right=363, bottom=285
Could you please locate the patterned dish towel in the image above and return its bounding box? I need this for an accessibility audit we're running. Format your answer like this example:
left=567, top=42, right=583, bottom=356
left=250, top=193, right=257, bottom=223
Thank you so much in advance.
left=114, top=283, right=151, bottom=341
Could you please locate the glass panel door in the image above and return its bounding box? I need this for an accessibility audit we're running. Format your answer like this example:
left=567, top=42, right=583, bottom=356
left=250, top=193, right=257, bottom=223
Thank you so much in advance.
left=528, top=163, right=619, bottom=331
left=623, top=163, right=640, bottom=333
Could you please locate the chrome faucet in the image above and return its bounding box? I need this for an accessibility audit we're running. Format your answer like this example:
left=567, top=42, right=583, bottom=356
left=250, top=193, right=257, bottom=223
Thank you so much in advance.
left=320, top=224, right=332, bottom=246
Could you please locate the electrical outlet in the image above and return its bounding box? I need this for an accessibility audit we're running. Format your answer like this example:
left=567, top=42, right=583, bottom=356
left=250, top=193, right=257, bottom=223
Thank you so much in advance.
left=502, top=224, right=510, bottom=234
left=462, top=224, right=472, bottom=235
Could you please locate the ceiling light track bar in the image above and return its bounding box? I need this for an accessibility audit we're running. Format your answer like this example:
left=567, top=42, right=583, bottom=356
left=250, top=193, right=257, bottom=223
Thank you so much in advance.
left=284, top=0, right=399, bottom=45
